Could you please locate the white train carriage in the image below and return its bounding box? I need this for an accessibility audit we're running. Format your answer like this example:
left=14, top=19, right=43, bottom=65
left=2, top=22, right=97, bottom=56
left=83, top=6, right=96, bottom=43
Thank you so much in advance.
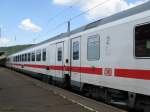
left=6, top=2, right=150, bottom=111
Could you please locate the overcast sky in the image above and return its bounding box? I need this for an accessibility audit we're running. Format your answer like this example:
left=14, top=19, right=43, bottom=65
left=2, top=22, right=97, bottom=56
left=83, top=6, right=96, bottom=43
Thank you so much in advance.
left=0, top=0, right=148, bottom=47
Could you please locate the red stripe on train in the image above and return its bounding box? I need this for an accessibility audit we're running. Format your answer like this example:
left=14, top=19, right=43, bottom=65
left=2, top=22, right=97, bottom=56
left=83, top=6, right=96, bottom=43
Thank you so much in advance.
left=9, top=63, right=150, bottom=80
left=49, top=66, right=102, bottom=75
left=49, top=66, right=64, bottom=70
left=11, top=63, right=102, bottom=75
left=115, top=68, right=150, bottom=80
left=24, top=64, right=47, bottom=68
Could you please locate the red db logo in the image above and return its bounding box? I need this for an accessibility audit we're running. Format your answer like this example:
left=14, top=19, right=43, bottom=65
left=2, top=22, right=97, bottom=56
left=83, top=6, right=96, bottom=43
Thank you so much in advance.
left=104, top=68, right=112, bottom=76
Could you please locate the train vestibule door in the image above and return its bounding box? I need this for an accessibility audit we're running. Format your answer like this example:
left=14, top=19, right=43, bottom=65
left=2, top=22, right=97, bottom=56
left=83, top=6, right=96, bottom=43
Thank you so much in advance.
left=48, top=44, right=56, bottom=78
left=55, top=42, right=64, bottom=82
left=71, top=37, right=81, bottom=88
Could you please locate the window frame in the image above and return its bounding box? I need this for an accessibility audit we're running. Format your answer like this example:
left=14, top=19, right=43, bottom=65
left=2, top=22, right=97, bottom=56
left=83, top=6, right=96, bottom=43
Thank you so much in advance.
left=87, top=34, right=100, bottom=61
left=134, top=22, right=150, bottom=59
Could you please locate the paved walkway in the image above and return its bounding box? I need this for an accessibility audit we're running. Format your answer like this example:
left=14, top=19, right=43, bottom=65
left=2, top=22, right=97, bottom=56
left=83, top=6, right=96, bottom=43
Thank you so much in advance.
left=0, top=67, right=91, bottom=112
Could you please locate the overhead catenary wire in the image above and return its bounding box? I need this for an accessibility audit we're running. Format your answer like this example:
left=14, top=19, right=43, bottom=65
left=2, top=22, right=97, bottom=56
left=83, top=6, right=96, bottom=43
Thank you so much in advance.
left=32, top=0, right=81, bottom=43
left=33, top=0, right=112, bottom=43
left=33, top=21, right=68, bottom=43
left=45, top=0, right=81, bottom=26
left=69, top=0, right=111, bottom=21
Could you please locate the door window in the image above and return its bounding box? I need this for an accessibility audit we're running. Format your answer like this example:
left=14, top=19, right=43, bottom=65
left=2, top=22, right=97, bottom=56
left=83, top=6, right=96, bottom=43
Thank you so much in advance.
left=57, top=47, right=62, bottom=61
left=73, top=41, right=79, bottom=60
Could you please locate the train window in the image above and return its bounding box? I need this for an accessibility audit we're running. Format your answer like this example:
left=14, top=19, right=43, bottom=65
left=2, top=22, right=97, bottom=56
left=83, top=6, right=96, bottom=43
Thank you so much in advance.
left=87, top=35, right=100, bottom=60
left=16, top=56, right=17, bottom=62
left=14, top=56, right=16, bottom=62
left=19, top=55, right=21, bottom=62
left=135, top=23, right=150, bottom=57
left=42, top=49, right=46, bottom=61
left=19, top=55, right=20, bottom=62
left=16, top=56, right=19, bottom=62
left=15, top=56, right=17, bottom=62
left=28, top=53, right=31, bottom=61
left=25, top=54, right=27, bottom=62
left=57, top=47, right=62, bottom=61
left=36, top=50, right=41, bottom=61
left=17, top=56, right=19, bottom=62
left=22, top=54, right=24, bottom=62
left=73, top=41, right=79, bottom=60
left=32, top=52, right=35, bottom=61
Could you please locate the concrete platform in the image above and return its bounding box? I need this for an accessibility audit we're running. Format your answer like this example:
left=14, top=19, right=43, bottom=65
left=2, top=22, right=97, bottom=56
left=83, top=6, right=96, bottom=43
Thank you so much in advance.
left=0, top=67, right=126, bottom=112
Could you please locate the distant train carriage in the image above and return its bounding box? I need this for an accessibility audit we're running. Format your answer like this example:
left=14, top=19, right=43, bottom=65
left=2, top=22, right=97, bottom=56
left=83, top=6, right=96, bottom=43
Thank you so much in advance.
left=6, top=2, right=150, bottom=112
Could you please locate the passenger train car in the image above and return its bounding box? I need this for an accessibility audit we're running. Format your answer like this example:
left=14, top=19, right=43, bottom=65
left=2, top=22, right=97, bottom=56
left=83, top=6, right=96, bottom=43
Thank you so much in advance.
left=6, top=2, right=150, bottom=111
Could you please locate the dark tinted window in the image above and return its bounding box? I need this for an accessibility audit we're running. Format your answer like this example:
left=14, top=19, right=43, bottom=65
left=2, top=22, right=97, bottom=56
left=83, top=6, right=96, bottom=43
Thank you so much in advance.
left=22, top=54, right=24, bottom=61
left=15, top=56, right=17, bottom=62
left=17, top=56, right=19, bottom=62
left=18, top=56, right=19, bottom=62
left=42, top=49, right=46, bottom=61
left=73, top=41, right=79, bottom=60
left=25, top=54, right=27, bottom=61
left=28, top=53, right=31, bottom=61
left=19, top=55, right=21, bottom=62
left=57, top=47, right=62, bottom=61
left=32, top=52, right=35, bottom=61
left=135, top=23, right=150, bottom=57
left=23, top=54, right=25, bottom=61
left=14, top=57, right=15, bottom=62
left=36, top=50, right=41, bottom=61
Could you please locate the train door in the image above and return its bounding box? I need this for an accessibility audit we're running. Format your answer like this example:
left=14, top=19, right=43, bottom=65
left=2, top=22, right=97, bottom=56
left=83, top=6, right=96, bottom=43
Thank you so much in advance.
left=71, top=37, right=81, bottom=87
left=48, top=44, right=56, bottom=78
left=55, top=42, right=64, bottom=81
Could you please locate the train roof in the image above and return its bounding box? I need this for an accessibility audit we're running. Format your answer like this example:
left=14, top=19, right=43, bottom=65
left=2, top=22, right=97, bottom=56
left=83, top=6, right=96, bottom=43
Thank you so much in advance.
left=9, top=1, right=150, bottom=56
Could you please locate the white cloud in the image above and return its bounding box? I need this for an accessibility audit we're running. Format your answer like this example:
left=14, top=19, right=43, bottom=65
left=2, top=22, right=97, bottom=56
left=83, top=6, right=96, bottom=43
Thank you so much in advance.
left=0, top=37, right=11, bottom=46
left=53, top=0, right=75, bottom=5
left=53, top=0, right=148, bottom=20
left=19, top=18, right=42, bottom=32
left=0, top=37, right=17, bottom=47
